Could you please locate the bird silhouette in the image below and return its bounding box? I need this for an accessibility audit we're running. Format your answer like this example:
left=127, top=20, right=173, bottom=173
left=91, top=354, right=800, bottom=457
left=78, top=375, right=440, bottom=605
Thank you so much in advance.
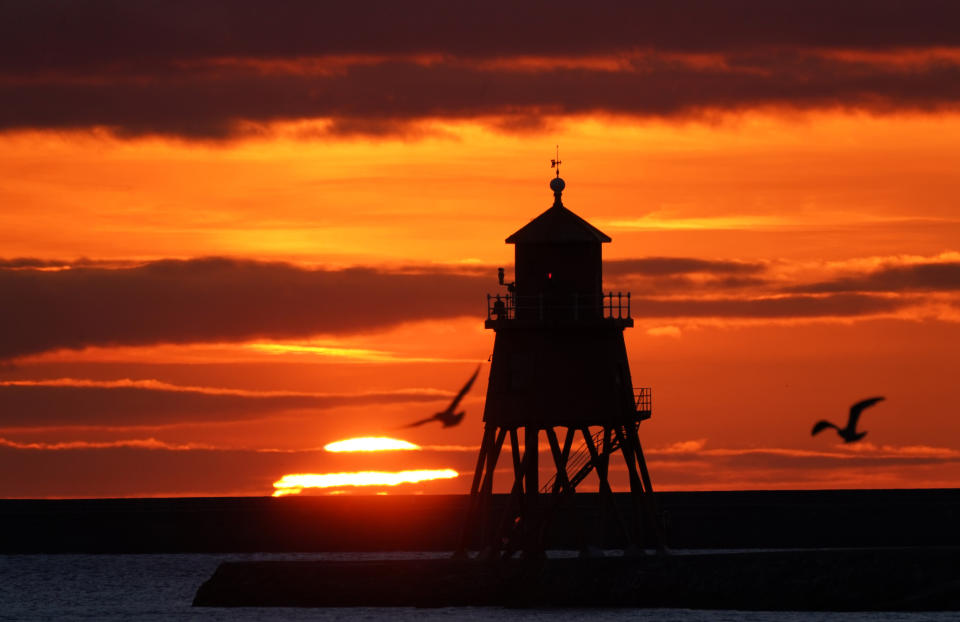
left=811, top=396, right=885, bottom=443
left=403, top=365, right=481, bottom=428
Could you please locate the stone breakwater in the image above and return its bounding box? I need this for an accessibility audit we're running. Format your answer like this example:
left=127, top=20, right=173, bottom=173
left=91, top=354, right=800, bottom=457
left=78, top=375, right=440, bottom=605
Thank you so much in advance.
left=3, top=489, right=960, bottom=553
left=193, top=548, right=960, bottom=610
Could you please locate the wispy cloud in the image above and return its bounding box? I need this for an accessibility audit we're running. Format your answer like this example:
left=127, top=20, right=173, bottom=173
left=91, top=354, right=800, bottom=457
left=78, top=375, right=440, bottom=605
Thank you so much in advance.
left=647, top=438, right=960, bottom=468
left=0, top=377, right=449, bottom=398
left=0, top=378, right=449, bottom=427
left=606, top=215, right=796, bottom=231
left=246, top=342, right=476, bottom=363
left=646, top=326, right=683, bottom=338
left=0, top=437, right=214, bottom=451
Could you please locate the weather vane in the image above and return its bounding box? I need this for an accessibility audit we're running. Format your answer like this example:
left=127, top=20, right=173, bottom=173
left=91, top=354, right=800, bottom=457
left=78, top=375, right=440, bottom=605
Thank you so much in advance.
left=550, top=145, right=562, bottom=178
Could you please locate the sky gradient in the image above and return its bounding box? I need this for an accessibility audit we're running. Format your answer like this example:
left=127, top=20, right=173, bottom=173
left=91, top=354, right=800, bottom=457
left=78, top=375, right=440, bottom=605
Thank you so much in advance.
left=2, top=1, right=960, bottom=497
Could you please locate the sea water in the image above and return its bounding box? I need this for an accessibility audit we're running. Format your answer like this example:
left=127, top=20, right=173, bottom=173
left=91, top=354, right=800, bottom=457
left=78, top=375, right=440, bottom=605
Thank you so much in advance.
left=0, top=553, right=956, bottom=621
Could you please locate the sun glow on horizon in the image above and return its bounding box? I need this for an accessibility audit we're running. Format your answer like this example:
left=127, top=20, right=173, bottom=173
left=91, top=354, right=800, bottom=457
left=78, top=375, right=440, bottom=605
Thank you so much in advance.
left=323, top=437, right=421, bottom=452
left=272, top=469, right=459, bottom=496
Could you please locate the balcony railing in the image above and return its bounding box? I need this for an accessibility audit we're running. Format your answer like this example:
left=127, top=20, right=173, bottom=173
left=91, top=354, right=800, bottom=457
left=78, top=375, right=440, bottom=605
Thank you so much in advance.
left=635, top=387, right=652, bottom=416
left=486, top=292, right=631, bottom=322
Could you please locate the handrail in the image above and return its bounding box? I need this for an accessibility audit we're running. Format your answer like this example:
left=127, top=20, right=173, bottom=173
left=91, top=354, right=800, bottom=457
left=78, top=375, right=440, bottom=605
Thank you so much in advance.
left=540, top=428, right=606, bottom=494
left=487, top=292, right=631, bottom=321
left=635, top=387, right=652, bottom=412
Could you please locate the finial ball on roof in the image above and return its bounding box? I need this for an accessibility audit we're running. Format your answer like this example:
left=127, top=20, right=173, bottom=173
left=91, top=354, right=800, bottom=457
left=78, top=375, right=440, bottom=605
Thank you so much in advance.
left=550, top=177, right=565, bottom=193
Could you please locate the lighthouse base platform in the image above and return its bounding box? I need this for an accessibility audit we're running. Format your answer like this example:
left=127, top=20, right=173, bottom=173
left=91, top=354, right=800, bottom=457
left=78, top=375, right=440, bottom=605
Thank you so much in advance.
left=193, top=547, right=960, bottom=610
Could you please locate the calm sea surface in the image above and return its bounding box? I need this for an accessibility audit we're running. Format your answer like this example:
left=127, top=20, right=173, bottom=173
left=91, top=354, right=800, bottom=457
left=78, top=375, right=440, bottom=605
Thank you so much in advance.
left=0, top=552, right=956, bottom=621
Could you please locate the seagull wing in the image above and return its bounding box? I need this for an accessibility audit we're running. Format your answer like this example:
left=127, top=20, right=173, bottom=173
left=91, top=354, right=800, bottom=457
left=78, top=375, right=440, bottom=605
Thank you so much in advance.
left=441, top=411, right=466, bottom=428
left=446, top=365, right=481, bottom=412
left=401, top=414, right=438, bottom=428
left=811, top=420, right=840, bottom=436
left=848, top=396, right=884, bottom=430
left=402, top=366, right=480, bottom=428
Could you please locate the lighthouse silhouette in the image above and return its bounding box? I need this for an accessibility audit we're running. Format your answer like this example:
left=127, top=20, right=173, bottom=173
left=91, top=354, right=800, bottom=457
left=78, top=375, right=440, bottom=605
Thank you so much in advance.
left=458, top=169, right=664, bottom=559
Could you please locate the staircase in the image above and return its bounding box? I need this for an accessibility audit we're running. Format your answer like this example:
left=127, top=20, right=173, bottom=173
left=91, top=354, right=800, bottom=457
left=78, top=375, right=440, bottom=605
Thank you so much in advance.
left=539, top=387, right=651, bottom=494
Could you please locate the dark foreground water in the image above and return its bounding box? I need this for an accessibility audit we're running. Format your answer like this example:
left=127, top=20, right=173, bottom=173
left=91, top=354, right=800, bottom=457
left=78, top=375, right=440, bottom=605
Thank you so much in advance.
left=1, top=553, right=958, bottom=621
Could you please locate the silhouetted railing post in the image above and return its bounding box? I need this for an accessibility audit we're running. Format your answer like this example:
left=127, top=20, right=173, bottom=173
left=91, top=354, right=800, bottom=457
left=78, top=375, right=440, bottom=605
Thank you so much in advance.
left=487, top=290, right=635, bottom=324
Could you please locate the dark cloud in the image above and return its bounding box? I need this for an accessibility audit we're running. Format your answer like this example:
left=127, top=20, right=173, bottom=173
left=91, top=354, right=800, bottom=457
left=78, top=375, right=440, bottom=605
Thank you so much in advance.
left=3, top=56, right=960, bottom=138
left=631, top=293, right=906, bottom=318
left=607, top=275, right=771, bottom=293
left=0, top=258, right=130, bottom=270
left=789, top=262, right=960, bottom=294
left=0, top=382, right=446, bottom=427
left=0, top=257, right=485, bottom=360
left=706, top=277, right=771, bottom=290
left=3, top=1, right=959, bottom=76
left=603, top=258, right=770, bottom=293
left=0, top=257, right=923, bottom=360
left=2, top=2, right=960, bottom=138
left=0, top=258, right=67, bottom=269
left=606, top=257, right=767, bottom=277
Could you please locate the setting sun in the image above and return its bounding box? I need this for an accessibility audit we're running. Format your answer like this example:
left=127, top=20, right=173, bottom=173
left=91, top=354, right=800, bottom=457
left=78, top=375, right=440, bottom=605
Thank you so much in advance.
left=323, top=437, right=421, bottom=452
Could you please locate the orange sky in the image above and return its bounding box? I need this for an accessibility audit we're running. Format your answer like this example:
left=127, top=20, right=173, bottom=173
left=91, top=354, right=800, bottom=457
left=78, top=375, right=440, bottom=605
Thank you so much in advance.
left=2, top=2, right=960, bottom=497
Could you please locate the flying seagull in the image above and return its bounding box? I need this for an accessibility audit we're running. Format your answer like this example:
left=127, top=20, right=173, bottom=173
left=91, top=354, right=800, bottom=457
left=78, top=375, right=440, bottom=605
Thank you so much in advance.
left=811, top=396, right=885, bottom=443
left=403, top=365, right=481, bottom=428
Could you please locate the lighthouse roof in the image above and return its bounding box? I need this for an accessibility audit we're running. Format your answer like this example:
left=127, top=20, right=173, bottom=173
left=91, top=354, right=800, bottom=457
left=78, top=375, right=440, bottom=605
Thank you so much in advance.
left=505, top=203, right=611, bottom=244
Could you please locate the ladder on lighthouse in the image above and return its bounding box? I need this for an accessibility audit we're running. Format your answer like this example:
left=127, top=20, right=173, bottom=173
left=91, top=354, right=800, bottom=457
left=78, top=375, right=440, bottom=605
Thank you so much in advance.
left=540, top=387, right=652, bottom=494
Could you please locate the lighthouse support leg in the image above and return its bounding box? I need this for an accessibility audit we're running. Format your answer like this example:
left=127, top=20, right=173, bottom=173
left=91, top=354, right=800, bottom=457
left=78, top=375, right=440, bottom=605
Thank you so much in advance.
left=614, top=423, right=648, bottom=553
left=622, top=424, right=668, bottom=554
left=602, top=426, right=635, bottom=550
left=579, top=426, right=634, bottom=554
left=458, top=425, right=506, bottom=557
left=478, top=428, right=507, bottom=555
left=456, top=424, right=495, bottom=556
left=545, top=427, right=572, bottom=494
left=522, top=425, right=541, bottom=557
left=493, top=429, right=525, bottom=557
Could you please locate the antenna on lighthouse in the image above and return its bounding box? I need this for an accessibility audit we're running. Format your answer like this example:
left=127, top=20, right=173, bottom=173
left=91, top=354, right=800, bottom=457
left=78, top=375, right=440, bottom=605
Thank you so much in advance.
left=549, top=145, right=565, bottom=206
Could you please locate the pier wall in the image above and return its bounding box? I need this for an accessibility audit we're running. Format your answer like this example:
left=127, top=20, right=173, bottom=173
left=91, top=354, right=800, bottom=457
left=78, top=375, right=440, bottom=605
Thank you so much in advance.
left=2, top=489, right=958, bottom=553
